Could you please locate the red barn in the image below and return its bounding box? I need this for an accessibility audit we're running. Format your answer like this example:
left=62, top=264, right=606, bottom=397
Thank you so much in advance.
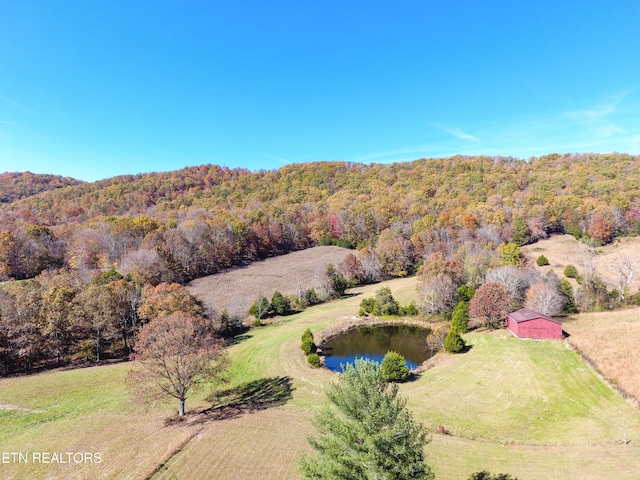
left=506, top=308, right=563, bottom=339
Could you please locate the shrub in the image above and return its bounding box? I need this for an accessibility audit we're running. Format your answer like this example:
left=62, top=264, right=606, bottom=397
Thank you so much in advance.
left=218, top=309, right=243, bottom=336
left=536, top=255, right=549, bottom=266
left=564, top=264, right=578, bottom=278
left=379, top=351, right=410, bottom=382
left=399, top=301, right=419, bottom=316
left=297, top=288, right=319, bottom=309
left=301, top=339, right=317, bottom=355
left=444, top=328, right=465, bottom=353
left=301, top=328, right=314, bottom=344
left=307, top=353, right=321, bottom=368
left=359, top=297, right=377, bottom=316
left=468, top=472, right=518, bottom=480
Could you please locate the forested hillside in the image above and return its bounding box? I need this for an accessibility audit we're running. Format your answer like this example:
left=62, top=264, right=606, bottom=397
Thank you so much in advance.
left=0, top=171, right=83, bottom=203
left=1, top=153, right=639, bottom=282
left=1, top=153, right=639, bottom=375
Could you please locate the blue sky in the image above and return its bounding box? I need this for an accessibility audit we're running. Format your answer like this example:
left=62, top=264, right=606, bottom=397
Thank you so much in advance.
left=1, top=1, right=639, bottom=182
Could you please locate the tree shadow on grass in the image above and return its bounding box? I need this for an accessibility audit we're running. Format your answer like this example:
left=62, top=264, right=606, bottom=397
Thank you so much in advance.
left=223, top=333, right=253, bottom=347
left=197, top=376, right=294, bottom=423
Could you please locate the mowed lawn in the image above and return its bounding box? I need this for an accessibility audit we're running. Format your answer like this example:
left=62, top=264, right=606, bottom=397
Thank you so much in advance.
left=2, top=277, right=640, bottom=479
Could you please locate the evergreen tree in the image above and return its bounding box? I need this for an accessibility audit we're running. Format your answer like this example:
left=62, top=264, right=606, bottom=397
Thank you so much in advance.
left=444, top=328, right=465, bottom=353
left=270, top=290, right=290, bottom=316
left=450, top=300, right=470, bottom=333
left=300, top=359, right=433, bottom=480
left=380, top=351, right=410, bottom=382
left=373, top=287, right=400, bottom=316
left=511, top=215, right=531, bottom=246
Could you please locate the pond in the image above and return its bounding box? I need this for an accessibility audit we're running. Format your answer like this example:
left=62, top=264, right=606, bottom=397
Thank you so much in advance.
left=320, top=324, right=435, bottom=373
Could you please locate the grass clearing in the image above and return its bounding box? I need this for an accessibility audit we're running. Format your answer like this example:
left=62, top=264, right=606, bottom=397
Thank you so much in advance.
left=187, top=245, right=352, bottom=316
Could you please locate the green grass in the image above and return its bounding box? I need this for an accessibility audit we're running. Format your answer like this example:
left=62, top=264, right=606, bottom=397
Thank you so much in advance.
left=3, top=276, right=640, bottom=479
left=404, top=331, right=639, bottom=444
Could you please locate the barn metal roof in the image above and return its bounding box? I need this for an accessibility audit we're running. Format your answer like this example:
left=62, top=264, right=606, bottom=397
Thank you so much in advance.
left=507, top=308, right=561, bottom=324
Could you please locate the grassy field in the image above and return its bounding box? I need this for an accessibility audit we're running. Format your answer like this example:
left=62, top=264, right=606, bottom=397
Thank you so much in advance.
left=563, top=307, right=640, bottom=405
left=2, top=277, right=640, bottom=479
left=522, top=234, right=640, bottom=292
left=187, top=245, right=352, bottom=316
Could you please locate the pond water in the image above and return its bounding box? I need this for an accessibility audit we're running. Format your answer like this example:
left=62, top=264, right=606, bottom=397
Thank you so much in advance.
left=320, top=324, right=434, bottom=373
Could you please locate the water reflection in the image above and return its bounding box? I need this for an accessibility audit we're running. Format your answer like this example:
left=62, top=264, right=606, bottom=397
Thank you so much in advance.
left=320, top=325, right=434, bottom=372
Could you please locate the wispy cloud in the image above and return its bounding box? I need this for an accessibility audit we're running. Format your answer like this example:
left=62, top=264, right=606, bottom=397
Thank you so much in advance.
left=264, top=154, right=292, bottom=165
left=432, top=124, right=479, bottom=141
left=563, top=91, right=632, bottom=137
left=0, top=120, right=18, bottom=126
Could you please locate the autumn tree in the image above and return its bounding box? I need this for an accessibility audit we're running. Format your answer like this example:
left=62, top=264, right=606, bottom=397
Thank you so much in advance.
left=75, top=284, right=120, bottom=361
left=41, top=286, right=76, bottom=366
left=138, top=282, right=203, bottom=322
left=127, top=312, right=227, bottom=417
left=425, top=322, right=449, bottom=352
left=498, top=242, right=522, bottom=266
left=587, top=211, right=613, bottom=244
left=469, top=282, right=512, bottom=329
left=299, top=359, right=433, bottom=480
left=2, top=280, right=45, bottom=370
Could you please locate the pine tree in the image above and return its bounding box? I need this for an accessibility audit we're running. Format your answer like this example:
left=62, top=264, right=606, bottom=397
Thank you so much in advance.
left=300, top=359, right=433, bottom=480
left=444, top=328, right=465, bottom=353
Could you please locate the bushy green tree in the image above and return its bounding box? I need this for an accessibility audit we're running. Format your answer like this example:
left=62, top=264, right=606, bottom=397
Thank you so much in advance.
left=373, top=287, right=400, bottom=316
left=325, top=264, right=349, bottom=298
left=359, top=297, right=377, bottom=316
left=511, top=215, right=531, bottom=246
left=399, top=301, right=419, bottom=316
left=559, top=279, right=578, bottom=313
left=249, top=294, right=272, bottom=321
left=499, top=242, right=522, bottom=266
left=380, top=351, right=410, bottom=382
left=301, top=328, right=314, bottom=344
left=444, top=328, right=465, bottom=353
left=455, top=284, right=475, bottom=303
left=450, top=300, right=470, bottom=333
left=302, top=339, right=317, bottom=355
left=307, top=353, right=321, bottom=368
left=536, top=254, right=550, bottom=266
left=564, top=264, right=578, bottom=278
left=270, top=290, right=290, bottom=316
left=301, top=328, right=317, bottom=355
left=299, top=359, right=433, bottom=480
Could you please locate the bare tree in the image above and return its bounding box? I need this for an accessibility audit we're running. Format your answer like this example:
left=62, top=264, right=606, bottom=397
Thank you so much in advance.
left=610, top=253, right=635, bottom=302
left=525, top=283, right=566, bottom=316
left=417, top=274, right=456, bottom=316
left=425, top=322, right=449, bottom=352
left=484, top=265, right=537, bottom=305
left=127, top=312, right=227, bottom=416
